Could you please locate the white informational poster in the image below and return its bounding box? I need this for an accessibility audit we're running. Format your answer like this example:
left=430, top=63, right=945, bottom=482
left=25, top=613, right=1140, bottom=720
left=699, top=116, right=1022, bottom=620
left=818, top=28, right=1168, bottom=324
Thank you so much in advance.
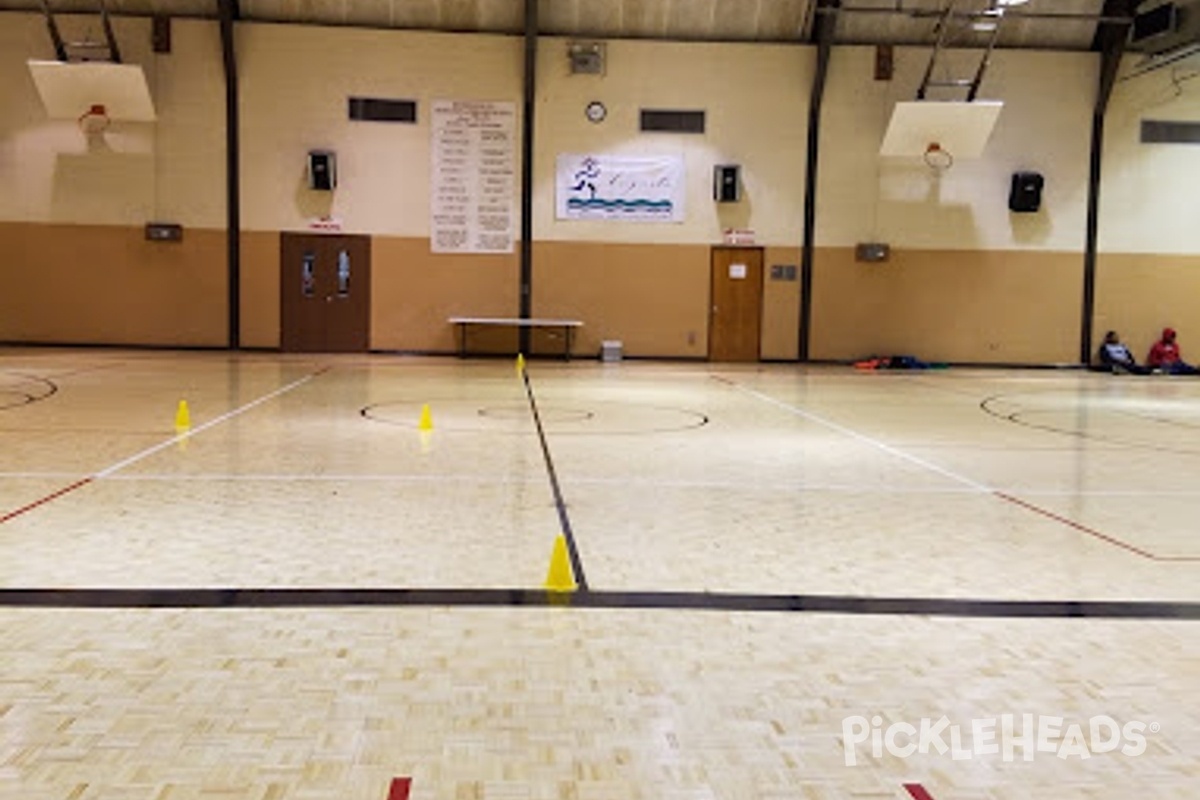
left=431, top=100, right=515, bottom=253
left=556, top=154, right=685, bottom=223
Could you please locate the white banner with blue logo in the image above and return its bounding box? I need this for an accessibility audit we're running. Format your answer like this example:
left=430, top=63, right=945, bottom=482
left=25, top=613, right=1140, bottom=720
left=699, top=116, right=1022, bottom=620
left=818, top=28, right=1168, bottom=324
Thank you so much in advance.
left=556, top=154, right=685, bottom=223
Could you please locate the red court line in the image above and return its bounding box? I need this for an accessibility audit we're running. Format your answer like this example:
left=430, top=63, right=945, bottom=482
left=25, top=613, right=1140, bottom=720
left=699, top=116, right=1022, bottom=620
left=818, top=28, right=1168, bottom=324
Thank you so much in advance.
left=0, top=477, right=94, bottom=525
left=993, top=491, right=1167, bottom=561
left=903, top=783, right=936, bottom=800
left=387, top=777, right=411, bottom=800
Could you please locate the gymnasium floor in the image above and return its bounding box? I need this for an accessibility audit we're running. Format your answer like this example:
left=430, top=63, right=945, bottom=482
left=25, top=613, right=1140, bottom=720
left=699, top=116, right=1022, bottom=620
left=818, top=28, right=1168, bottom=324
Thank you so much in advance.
left=1, top=347, right=1197, bottom=799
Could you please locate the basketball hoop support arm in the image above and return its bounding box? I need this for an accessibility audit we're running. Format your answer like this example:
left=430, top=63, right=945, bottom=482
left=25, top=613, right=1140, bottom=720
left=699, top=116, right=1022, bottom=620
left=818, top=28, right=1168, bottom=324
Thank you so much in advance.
left=98, top=0, right=122, bottom=63
left=916, top=1, right=956, bottom=100
left=37, top=0, right=68, bottom=62
left=967, top=12, right=1004, bottom=102
left=914, top=0, right=1005, bottom=102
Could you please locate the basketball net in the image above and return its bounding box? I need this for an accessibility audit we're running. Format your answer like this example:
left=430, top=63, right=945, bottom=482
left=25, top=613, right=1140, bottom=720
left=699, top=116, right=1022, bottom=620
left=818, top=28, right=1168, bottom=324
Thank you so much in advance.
left=923, top=142, right=954, bottom=174
left=78, top=103, right=111, bottom=135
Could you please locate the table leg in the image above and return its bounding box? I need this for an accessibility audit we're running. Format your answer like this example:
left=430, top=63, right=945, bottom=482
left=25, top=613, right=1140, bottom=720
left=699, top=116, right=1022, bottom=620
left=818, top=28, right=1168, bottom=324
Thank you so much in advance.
left=458, top=323, right=467, bottom=358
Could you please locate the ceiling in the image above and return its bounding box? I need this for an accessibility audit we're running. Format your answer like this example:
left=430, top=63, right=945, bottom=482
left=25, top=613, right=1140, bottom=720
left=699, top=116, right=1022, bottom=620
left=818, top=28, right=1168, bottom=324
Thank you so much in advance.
left=0, top=0, right=1119, bottom=51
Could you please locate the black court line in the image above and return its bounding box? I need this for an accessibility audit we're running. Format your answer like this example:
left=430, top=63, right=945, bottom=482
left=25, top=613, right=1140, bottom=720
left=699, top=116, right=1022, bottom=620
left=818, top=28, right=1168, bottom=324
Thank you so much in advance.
left=521, top=365, right=588, bottom=590
left=0, top=588, right=1196, bottom=619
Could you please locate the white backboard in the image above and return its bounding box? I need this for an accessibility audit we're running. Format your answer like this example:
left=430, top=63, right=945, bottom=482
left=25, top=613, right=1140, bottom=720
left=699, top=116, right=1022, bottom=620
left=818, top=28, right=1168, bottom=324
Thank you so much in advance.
left=880, top=100, right=1003, bottom=159
left=28, top=60, right=156, bottom=122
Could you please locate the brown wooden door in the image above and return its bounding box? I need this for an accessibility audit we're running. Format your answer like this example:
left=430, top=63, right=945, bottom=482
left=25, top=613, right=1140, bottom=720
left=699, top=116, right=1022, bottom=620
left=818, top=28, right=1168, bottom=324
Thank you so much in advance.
left=280, top=233, right=371, bottom=352
left=708, top=246, right=764, bottom=362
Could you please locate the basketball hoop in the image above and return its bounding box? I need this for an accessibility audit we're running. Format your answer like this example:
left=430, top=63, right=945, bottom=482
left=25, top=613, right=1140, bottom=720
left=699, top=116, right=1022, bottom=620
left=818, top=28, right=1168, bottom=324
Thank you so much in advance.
left=923, top=142, right=954, bottom=173
left=78, top=103, right=111, bottom=135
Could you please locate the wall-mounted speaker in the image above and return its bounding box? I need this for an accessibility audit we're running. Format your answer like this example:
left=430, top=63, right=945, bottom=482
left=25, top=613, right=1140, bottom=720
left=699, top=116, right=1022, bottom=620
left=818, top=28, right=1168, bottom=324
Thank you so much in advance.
left=1009, top=171, right=1043, bottom=213
left=568, top=41, right=606, bottom=75
left=713, top=164, right=741, bottom=203
left=308, top=150, right=337, bottom=191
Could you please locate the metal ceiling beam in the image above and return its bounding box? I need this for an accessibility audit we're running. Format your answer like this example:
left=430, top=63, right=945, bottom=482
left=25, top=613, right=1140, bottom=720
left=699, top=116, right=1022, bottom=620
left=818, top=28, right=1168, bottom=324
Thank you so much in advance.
left=1080, top=0, right=1142, bottom=365
left=519, top=0, right=537, bottom=353
left=799, top=0, right=841, bottom=362
left=218, top=0, right=241, bottom=349
left=37, top=0, right=68, bottom=61
left=815, top=5, right=1132, bottom=24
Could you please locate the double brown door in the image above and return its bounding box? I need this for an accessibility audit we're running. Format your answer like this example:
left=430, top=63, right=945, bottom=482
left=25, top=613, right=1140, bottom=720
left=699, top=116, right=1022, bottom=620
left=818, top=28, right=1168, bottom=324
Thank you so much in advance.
left=709, top=246, right=764, bottom=362
left=281, top=233, right=371, bottom=352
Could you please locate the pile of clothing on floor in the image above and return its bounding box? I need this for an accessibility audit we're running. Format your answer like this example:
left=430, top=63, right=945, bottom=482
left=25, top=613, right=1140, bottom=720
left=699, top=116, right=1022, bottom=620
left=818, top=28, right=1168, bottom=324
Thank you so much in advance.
left=852, top=355, right=945, bottom=371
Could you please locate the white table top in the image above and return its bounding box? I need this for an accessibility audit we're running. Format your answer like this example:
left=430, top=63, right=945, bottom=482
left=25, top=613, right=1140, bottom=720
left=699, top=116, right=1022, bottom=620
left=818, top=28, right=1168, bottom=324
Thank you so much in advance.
left=449, top=317, right=583, bottom=327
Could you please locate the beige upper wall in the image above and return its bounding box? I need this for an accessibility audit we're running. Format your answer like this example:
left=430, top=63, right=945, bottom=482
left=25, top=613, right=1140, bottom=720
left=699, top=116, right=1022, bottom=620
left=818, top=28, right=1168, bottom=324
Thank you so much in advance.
left=237, top=23, right=522, bottom=235
left=534, top=37, right=812, bottom=246
left=0, top=14, right=224, bottom=229
left=819, top=46, right=1097, bottom=252
left=1100, top=54, right=1200, bottom=255
left=155, top=20, right=226, bottom=228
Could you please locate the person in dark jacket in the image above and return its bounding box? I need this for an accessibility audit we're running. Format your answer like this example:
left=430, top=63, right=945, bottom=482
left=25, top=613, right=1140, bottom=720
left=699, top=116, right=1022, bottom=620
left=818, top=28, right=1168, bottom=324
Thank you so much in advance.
left=1098, top=331, right=1147, bottom=374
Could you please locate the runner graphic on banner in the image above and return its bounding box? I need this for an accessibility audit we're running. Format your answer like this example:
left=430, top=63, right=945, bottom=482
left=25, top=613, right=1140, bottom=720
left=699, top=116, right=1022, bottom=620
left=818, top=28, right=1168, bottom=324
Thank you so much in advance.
left=556, top=154, right=685, bottom=222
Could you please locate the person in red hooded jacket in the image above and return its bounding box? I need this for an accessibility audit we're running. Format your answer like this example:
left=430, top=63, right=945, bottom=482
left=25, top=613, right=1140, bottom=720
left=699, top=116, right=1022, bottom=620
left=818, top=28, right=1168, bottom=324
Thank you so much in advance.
left=1147, top=328, right=1199, bottom=374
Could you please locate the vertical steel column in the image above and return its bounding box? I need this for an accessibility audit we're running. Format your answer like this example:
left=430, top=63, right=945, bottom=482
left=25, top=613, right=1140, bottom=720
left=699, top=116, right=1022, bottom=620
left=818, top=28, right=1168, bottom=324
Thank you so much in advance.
left=218, top=0, right=241, bottom=349
left=1082, top=0, right=1140, bottom=364
left=799, top=0, right=840, bottom=362
left=518, top=0, right=538, bottom=355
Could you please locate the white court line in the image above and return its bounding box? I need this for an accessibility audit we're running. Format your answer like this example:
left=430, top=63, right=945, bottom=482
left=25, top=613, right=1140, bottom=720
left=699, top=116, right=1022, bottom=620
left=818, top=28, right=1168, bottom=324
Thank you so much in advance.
left=7, top=469, right=1200, bottom=497
left=99, top=472, right=537, bottom=483
left=90, top=473, right=981, bottom=493
left=0, top=472, right=83, bottom=479
left=722, top=378, right=994, bottom=493
left=92, top=371, right=323, bottom=479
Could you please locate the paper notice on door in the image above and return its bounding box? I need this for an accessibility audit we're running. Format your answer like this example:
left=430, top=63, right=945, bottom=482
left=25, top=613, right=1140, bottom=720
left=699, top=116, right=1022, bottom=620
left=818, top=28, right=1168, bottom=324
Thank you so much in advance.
left=729, top=263, right=747, bottom=279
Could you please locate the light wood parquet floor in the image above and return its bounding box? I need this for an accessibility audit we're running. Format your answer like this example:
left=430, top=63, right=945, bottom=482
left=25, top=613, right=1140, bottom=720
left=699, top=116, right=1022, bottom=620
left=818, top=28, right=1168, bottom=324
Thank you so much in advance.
left=1, top=348, right=1197, bottom=799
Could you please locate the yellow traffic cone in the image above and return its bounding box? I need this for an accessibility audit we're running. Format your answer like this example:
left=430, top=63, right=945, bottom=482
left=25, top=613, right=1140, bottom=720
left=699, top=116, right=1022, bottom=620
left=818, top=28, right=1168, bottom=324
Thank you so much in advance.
left=516, top=353, right=525, bottom=375
left=418, top=403, right=433, bottom=432
left=174, top=400, right=191, bottom=431
left=544, top=534, right=577, bottom=592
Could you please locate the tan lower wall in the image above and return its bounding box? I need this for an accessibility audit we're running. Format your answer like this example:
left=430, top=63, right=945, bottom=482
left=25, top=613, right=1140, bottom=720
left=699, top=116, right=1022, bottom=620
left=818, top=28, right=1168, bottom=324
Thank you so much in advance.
left=810, top=248, right=1083, bottom=365
left=371, top=237, right=520, bottom=353
left=763, top=246, right=802, bottom=361
left=0, top=222, right=227, bottom=346
left=239, top=233, right=519, bottom=353
left=14, top=224, right=1184, bottom=366
left=1094, top=253, right=1200, bottom=365
left=532, top=241, right=711, bottom=359
left=240, top=231, right=281, bottom=349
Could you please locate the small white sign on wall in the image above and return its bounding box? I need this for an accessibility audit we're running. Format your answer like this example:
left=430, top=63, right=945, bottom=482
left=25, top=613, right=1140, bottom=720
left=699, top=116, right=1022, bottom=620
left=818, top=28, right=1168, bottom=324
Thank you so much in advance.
left=729, top=263, right=747, bottom=279
left=431, top=99, right=515, bottom=254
